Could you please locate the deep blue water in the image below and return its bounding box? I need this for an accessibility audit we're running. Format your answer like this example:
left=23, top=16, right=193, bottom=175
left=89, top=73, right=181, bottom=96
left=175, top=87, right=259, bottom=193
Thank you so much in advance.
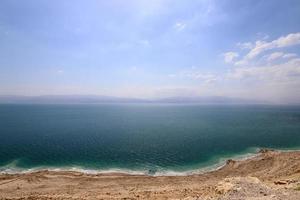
left=0, top=104, right=300, bottom=174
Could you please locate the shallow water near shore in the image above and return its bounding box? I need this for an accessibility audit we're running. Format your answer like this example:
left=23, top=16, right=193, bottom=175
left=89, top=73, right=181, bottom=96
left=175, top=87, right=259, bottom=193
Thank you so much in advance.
left=1, top=104, right=300, bottom=175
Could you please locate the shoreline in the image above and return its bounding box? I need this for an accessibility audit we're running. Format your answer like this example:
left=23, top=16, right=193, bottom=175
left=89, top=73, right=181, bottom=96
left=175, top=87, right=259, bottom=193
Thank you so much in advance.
left=0, top=147, right=298, bottom=177
left=1, top=149, right=300, bottom=199
left=0, top=149, right=260, bottom=176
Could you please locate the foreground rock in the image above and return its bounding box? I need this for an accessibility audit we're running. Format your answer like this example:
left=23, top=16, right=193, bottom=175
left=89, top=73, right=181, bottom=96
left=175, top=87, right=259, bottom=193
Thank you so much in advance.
left=0, top=150, right=300, bottom=199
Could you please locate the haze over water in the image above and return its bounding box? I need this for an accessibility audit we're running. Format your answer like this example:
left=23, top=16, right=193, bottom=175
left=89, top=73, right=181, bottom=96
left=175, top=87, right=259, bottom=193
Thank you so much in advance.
left=1, top=104, right=300, bottom=174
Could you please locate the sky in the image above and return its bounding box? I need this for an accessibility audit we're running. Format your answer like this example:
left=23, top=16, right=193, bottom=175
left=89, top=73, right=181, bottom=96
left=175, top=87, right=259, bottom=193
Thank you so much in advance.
left=0, top=0, right=300, bottom=103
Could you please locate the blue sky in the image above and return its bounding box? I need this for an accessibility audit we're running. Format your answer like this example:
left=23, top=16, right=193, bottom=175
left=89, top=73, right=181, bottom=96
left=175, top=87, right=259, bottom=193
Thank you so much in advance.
left=0, top=0, right=300, bottom=103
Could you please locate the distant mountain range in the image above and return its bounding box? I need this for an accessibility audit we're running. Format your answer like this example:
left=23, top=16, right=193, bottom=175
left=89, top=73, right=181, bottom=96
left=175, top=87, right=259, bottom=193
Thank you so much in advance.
left=0, top=95, right=267, bottom=104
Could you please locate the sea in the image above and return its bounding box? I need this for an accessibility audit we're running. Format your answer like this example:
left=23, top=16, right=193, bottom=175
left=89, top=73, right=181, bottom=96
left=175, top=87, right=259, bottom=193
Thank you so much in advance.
left=1, top=104, right=300, bottom=175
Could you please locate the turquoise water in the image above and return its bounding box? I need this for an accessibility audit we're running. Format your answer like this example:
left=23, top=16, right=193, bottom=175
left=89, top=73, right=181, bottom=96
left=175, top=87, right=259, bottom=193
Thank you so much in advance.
left=0, top=104, right=300, bottom=174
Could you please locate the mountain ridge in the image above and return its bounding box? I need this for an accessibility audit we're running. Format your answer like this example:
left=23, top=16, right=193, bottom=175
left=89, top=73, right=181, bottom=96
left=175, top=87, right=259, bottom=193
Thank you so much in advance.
left=0, top=95, right=269, bottom=104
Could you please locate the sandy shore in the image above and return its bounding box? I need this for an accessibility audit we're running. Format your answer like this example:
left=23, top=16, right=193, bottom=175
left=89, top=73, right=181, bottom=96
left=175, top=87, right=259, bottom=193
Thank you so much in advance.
left=0, top=149, right=300, bottom=200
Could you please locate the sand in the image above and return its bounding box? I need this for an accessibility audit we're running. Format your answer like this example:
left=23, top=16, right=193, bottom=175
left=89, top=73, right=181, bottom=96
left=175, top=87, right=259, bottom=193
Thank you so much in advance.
left=0, top=149, right=300, bottom=199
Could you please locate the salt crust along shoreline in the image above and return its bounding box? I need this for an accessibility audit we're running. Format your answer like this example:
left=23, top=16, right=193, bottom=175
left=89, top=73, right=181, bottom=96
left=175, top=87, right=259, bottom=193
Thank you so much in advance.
left=0, top=148, right=269, bottom=176
left=0, top=149, right=300, bottom=199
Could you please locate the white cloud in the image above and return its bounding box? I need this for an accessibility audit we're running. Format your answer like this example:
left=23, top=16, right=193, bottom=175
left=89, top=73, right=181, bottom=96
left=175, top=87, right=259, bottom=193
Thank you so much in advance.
left=246, top=32, right=300, bottom=59
left=275, top=33, right=300, bottom=47
left=237, top=42, right=253, bottom=49
left=224, top=33, right=300, bottom=67
left=57, top=70, right=64, bottom=74
left=174, top=22, right=186, bottom=31
left=227, top=58, right=300, bottom=82
left=221, top=34, right=300, bottom=103
left=266, top=52, right=284, bottom=61
left=256, top=32, right=270, bottom=40
left=168, top=67, right=219, bottom=84
left=282, top=53, right=297, bottom=59
left=246, top=40, right=274, bottom=59
left=266, top=52, right=298, bottom=62
left=233, top=59, right=248, bottom=66
left=161, top=32, right=299, bottom=103
left=164, top=62, right=300, bottom=103
left=223, top=52, right=239, bottom=63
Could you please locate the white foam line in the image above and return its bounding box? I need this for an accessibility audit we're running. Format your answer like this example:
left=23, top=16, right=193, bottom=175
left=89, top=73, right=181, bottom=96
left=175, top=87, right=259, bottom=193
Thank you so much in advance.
left=1, top=147, right=299, bottom=176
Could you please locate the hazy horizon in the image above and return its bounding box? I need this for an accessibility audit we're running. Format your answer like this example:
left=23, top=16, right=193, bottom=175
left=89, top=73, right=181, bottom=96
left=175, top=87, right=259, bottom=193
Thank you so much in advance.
left=1, top=0, right=300, bottom=104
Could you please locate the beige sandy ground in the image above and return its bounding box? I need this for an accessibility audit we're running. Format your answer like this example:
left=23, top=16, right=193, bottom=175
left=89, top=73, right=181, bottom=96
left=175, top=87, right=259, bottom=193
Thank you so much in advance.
left=0, top=149, right=300, bottom=200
